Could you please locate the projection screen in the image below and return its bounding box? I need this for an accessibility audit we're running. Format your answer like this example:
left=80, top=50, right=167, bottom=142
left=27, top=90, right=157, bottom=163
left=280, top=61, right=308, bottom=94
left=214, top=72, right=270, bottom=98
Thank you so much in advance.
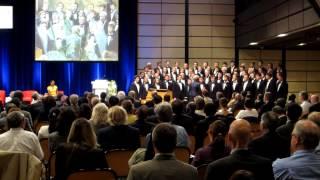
left=35, top=0, right=119, bottom=61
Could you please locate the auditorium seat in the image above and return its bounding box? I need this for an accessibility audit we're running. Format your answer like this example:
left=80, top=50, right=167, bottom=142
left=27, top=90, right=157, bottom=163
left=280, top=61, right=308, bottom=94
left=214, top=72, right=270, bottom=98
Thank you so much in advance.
left=35, top=121, right=49, bottom=134
left=174, top=147, right=191, bottom=163
left=0, top=90, right=5, bottom=108
left=40, top=138, right=50, bottom=163
left=22, top=90, right=37, bottom=104
left=67, top=169, right=117, bottom=180
left=105, top=149, right=135, bottom=178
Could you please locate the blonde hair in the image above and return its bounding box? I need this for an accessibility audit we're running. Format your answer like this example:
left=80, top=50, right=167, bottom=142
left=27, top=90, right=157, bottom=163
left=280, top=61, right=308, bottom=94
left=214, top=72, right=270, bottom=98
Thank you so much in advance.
left=67, top=118, right=97, bottom=149
left=91, top=103, right=108, bottom=126
left=108, top=106, right=128, bottom=126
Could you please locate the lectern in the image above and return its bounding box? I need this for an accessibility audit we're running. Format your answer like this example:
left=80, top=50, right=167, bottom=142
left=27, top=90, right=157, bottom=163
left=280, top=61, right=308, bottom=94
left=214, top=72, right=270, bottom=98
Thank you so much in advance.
left=91, top=80, right=117, bottom=97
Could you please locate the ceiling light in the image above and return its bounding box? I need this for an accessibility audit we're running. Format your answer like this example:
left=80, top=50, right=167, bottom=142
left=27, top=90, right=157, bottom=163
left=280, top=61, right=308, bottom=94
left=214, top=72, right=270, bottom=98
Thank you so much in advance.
left=277, top=33, right=288, bottom=37
left=249, top=42, right=258, bottom=46
left=297, top=43, right=306, bottom=46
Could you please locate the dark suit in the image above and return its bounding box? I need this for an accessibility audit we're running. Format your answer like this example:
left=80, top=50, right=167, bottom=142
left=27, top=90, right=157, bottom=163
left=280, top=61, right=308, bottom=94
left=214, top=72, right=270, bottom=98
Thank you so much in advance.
left=222, top=81, right=232, bottom=100
left=248, top=132, right=290, bottom=161
left=130, top=83, right=144, bottom=99
left=264, top=78, right=277, bottom=101
left=205, top=149, right=274, bottom=180
left=105, top=34, right=118, bottom=53
left=241, top=80, right=255, bottom=96
left=231, top=81, right=241, bottom=93
left=259, top=101, right=274, bottom=118
left=310, top=103, right=320, bottom=113
left=276, top=81, right=288, bottom=100
left=207, top=82, right=222, bottom=100
left=172, top=114, right=194, bottom=135
left=97, top=125, right=140, bottom=151
left=172, top=81, right=185, bottom=99
left=141, top=83, right=151, bottom=99
left=254, top=79, right=266, bottom=96
left=190, top=82, right=201, bottom=98
left=163, top=80, right=173, bottom=90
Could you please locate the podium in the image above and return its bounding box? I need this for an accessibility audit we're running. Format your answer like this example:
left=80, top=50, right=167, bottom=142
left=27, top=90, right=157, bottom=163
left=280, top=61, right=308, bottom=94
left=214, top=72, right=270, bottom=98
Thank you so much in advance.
left=145, top=89, right=173, bottom=102
left=91, top=80, right=117, bottom=97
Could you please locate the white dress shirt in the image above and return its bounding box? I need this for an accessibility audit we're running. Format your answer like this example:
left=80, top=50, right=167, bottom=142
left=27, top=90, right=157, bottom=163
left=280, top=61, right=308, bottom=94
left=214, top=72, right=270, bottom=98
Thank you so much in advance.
left=301, top=101, right=312, bottom=115
left=0, top=128, right=44, bottom=160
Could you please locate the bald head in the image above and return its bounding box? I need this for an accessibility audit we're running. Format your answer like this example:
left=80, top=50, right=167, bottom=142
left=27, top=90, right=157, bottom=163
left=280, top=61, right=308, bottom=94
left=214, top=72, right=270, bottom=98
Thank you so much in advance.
left=311, top=94, right=319, bottom=104
left=228, top=119, right=252, bottom=149
left=292, top=120, right=320, bottom=151
left=308, top=112, right=320, bottom=127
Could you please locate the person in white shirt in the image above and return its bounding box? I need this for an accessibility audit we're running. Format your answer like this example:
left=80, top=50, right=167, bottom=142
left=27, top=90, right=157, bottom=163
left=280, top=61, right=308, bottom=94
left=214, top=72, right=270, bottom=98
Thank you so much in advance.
left=0, top=111, right=44, bottom=160
left=236, top=99, right=258, bottom=119
left=299, top=91, right=311, bottom=115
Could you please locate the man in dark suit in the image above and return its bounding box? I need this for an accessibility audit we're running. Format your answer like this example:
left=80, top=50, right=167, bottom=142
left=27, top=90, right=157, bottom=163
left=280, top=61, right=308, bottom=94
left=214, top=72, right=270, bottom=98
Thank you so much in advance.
left=221, top=75, right=232, bottom=100
left=259, top=92, right=274, bottom=118
left=231, top=74, right=241, bottom=93
left=171, top=99, right=194, bottom=135
left=241, top=74, right=255, bottom=96
left=249, top=112, right=289, bottom=161
left=207, top=76, right=222, bottom=100
left=163, top=75, right=173, bottom=90
left=189, top=76, right=201, bottom=99
left=130, top=76, right=143, bottom=99
left=206, top=119, right=274, bottom=180
left=276, top=72, right=288, bottom=100
left=264, top=72, right=277, bottom=102
left=254, top=73, right=266, bottom=96
left=172, top=75, right=185, bottom=100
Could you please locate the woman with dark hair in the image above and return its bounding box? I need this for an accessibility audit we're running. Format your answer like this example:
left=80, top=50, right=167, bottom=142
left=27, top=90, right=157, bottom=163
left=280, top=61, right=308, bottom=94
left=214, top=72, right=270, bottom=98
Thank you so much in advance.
left=78, top=103, right=92, bottom=119
left=132, top=105, right=154, bottom=136
left=192, top=120, right=229, bottom=167
left=48, top=107, right=77, bottom=152
left=55, top=118, right=107, bottom=180
left=38, top=107, right=61, bottom=139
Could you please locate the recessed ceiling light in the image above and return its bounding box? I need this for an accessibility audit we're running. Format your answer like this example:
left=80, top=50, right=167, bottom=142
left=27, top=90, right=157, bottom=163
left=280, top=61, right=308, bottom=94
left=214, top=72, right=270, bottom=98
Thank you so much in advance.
left=297, top=43, right=306, bottom=46
left=277, top=33, right=288, bottom=37
left=249, top=42, right=258, bottom=46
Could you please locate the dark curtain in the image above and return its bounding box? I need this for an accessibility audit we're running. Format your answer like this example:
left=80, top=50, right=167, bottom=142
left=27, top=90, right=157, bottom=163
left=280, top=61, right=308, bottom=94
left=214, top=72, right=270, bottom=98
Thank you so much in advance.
left=0, top=0, right=137, bottom=95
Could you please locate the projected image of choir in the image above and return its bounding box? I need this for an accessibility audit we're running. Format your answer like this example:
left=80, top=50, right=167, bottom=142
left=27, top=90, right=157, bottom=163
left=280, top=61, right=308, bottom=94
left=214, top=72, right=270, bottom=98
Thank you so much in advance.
left=35, top=0, right=119, bottom=61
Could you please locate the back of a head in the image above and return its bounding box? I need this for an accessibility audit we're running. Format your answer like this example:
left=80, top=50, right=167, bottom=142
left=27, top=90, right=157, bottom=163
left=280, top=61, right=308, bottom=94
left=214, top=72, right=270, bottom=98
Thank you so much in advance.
left=56, top=107, right=77, bottom=136
left=286, top=103, right=302, bottom=122
left=91, top=96, right=100, bottom=108
left=100, top=92, right=107, bottom=100
left=292, top=120, right=320, bottom=150
left=13, top=91, right=23, bottom=101
left=261, top=112, right=280, bottom=132
left=171, top=99, right=184, bottom=115
left=204, top=103, right=217, bottom=116
left=164, top=94, right=171, bottom=102
left=7, top=111, right=24, bottom=129
left=48, top=107, right=61, bottom=133
left=91, top=103, right=108, bottom=124
left=137, top=105, right=148, bottom=120
left=229, top=119, right=252, bottom=148
left=79, top=103, right=92, bottom=120
left=299, top=91, right=309, bottom=101
left=244, top=98, right=254, bottom=109
left=219, top=97, right=228, bottom=108
left=186, top=102, right=196, bottom=114
left=67, top=118, right=97, bottom=149
left=152, top=123, right=177, bottom=153
left=121, top=100, right=133, bottom=114
left=194, top=96, right=205, bottom=110
left=229, top=170, right=255, bottom=180
left=153, top=94, right=163, bottom=105
left=108, top=106, right=128, bottom=126
left=308, top=112, right=320, bottom=127
left=155, top=102, right=173, bottom=122
left=109, top=96, right=120, bottom=107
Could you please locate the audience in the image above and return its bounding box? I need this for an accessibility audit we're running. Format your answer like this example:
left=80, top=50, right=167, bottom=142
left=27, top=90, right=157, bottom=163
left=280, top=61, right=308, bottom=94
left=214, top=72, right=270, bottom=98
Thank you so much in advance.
left=171, top=99, right=194, bottom=135
left=235, top=99, right=258, bottom=119
left=272, top=120, right=320, bottom=179
left=0, top=111, right=43, bottom=160
left=122, top=99, right=137, bottom=125
left=38, top=107, right=61, bottom=139
left=55, top=118, right=107, bottom=180
left=192, top=120, right=229, bottom=167
left=88, top=102, right=109, bottom=134
left=205, top=119, right=274, bottom=180
left=299, top=91, right=311, bottom=116
left=308, top=112, right=320, bottom=153
left=127, top=123, right=197, bottom=180
left=97, top=106, right=140, bottom=151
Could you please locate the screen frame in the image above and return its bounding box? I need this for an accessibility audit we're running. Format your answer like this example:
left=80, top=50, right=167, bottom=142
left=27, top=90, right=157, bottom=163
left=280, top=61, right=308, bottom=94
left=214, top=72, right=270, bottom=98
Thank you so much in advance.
left=34, top=0, right=120, bottom=63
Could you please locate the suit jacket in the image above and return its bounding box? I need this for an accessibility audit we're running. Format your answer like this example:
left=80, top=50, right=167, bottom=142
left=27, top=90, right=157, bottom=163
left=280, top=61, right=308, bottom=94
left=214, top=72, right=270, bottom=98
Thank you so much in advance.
left=264, top=79, right=277, bottom=101
left=276, top=81, right=288, bottom=100
left=172, top=114, right=194, bottom=135
left=130, top=83, right=144, bottom=99
left=254, top=79, right=266, bottom=95
left=172, top=81, right=185, bottom=99
left=207, top=81, right=222, bottom=100
left=248, top=131, right=290, bottom=161
left=241, top=81, right=255, bottom=96
left=231, top=81, right=241, bottom=93
left=127, top=154, right=197, bottom=180
left=162, top=81, right=173, bottom=90
left=310, top=103, right=320, bottom=113
left=222, top=81, right=232, bottom=100
left=205, top=149, right=274, bottom=180
left=97, top=125, right=140, bottom=151
left=190, top=82, right=201, bottom=98
left=259, top=101, right=274, bottom=118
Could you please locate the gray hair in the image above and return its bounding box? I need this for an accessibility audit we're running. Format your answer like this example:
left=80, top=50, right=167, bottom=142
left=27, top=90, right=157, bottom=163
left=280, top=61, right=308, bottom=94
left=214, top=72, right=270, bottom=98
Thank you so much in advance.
left=69, top=94, right=79, bottom=106
left=154, top=102, right=173, bottom=122
left=7, top=111, right=24, bottom=128
left=292, top=120, right=320, bottom=150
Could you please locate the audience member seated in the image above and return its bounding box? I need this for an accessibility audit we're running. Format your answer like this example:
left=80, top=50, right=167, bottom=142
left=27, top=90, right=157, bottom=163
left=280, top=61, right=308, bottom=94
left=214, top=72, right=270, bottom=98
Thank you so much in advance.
left=308, top=112, right=320, bottom=153
left=88, top=103, right=109, bottom=134
left=69, top=94, right=80, bottom=115
left=235, top=99, right=258, bottom=119
left=38, top=96, right=56, bottom=122
left=132, top=105, right=154, bottom=136
left=310, top=94, right=320, bottom=113
left=259, top=92, right=274, bottom=118
left=299, top=91, right=311, bottom=116
left=108, top=96, right=120, bottom=107
left=55, top=118, right=108, bottom=180
left=186, top=102, right=205, bottom=126
left=215, top=97, right=234, bottom=127
left=8, top=106, right=34, bottom=132
left=272, top=120, right=320, bottom=180
left=230, top=93, right=244, bottom=116
left=248, top=112, right=289, bottom=161
left=195, top=103, right=218, bottom=149
left=272, top=105, right=287, bottom=127
left=0, top=111, right=43, bottom=160
left=38, top=107, right=60, bottom=139
left=171, top=99, right=194, bottom=135
left=276, top=103, right=302, bottom=152
left=194, top=96, right=206, bottom=117
left=229, top=170, right=255, bottom=180
left=29, top=92, right=43, bottom=121
left=100, top=92, right=108, bottom=105
left=192, top=120, right=229, bottom=167
left=127, top=123, right=197, bottom=180
left=144, top=102, right=189, bottom=161
left=78, top=103, right=92, bottom=120
left=49, top=107, right=77, bottom=152
left=97, top=106, right=140, bottom=151
left=122, top=99, right=137, bottom=125
left=205, top=119, right=274, bottom=180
